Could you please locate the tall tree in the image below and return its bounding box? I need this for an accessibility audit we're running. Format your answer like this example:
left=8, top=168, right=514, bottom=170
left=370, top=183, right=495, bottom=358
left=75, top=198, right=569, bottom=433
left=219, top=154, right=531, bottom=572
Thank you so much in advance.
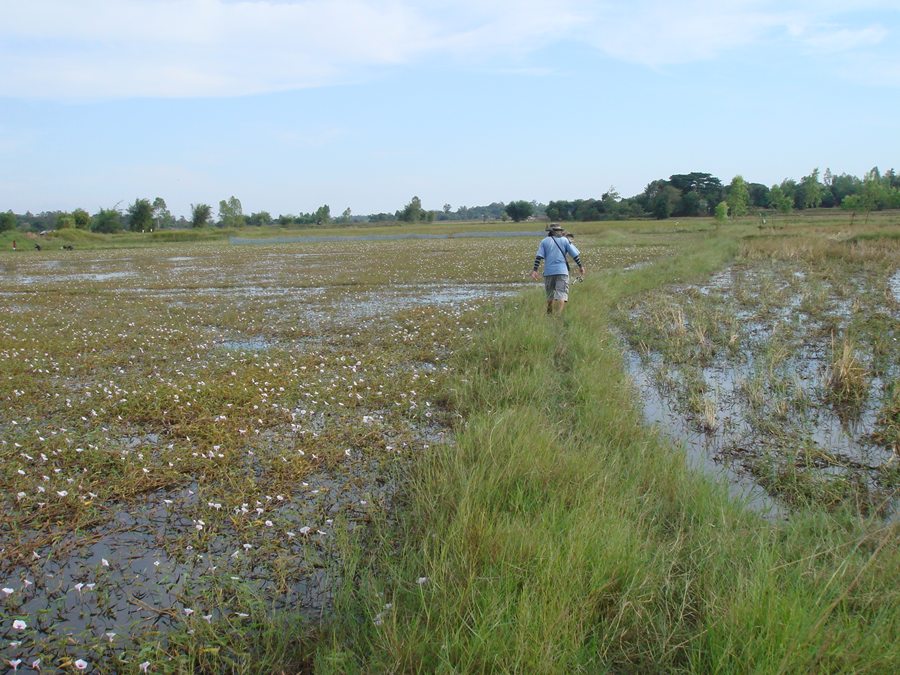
left=768, top=185, right=792, bottom=214
left=91, top=208, right=123, bottom=233
left=726, top=175, right=750, bottom=217
left=653, top=185, right=681, bottom=219
left=191, top=203, right=212, bottom=228
left=218, top=196, right=245, bottom=228
left=398, top=196, right=423, bottom=222
left=152, top=197, right=173, bottom=229
left=505, top=200, right=534, bottom=222
left=747, top=183, right=770, bottom=208
left=127, top=198, right=154, bottom=231
left=72, top=208, right=91, bottom=230
left=0, top=210, right=16, bottom=232
left=669, top=172, right=723, bottom=214
left=314, top=204, right=331, bottom=225
left=56, top=213, right=75, bottom=229
left=798, top=168, right=824, bottom=209
left=829, top=173, right=861, bottom=206
left=247, top=211, right=272, bottom=226
left=714, top=201, right=729, bottom=226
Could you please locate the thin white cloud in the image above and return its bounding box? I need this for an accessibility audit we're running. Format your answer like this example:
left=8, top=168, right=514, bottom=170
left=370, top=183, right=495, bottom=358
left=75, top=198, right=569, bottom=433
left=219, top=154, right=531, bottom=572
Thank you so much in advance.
left=798, top=25, right=887, bottom=53
left=583, top=1, right=782, bottom=66
left=0, top=0, right=896, bottom=99
left=0, top=0, right=438, bottom=98
left=583, top=1, right=896, bottom=67
left=837, top=53, right=900, bottom=86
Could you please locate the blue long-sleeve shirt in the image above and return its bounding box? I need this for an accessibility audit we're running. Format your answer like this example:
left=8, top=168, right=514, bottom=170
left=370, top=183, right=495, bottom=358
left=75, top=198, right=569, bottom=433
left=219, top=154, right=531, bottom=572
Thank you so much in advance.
left=534, top=236, right=581, bottom=276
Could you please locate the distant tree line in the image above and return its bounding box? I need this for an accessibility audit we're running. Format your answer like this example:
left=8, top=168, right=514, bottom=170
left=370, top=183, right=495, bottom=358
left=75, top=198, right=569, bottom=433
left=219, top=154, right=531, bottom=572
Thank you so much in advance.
left=3, top=167, right=898, bottom=234
left=545, top=168, right=900, bottom=222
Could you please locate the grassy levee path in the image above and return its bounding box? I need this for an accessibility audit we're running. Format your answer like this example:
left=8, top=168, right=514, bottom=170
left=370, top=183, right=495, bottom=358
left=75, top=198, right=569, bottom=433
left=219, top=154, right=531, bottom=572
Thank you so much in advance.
left=318, top=229, right=898, bottom=673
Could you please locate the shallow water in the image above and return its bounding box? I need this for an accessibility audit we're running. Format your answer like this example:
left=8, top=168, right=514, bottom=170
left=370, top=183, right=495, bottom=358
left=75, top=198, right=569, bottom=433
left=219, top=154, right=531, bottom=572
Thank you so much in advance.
left=619, top=262, right=899, bottom=519
left=623, top=352, right=784, bottom=518
left=230, top=230, right=544, bottom=245
left=0, top=242, right=516, bottom=666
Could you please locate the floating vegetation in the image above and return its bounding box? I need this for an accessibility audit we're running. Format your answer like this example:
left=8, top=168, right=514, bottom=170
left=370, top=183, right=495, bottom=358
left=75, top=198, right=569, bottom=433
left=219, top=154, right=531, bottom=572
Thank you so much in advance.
left=0, top=236, right=669, bottom=666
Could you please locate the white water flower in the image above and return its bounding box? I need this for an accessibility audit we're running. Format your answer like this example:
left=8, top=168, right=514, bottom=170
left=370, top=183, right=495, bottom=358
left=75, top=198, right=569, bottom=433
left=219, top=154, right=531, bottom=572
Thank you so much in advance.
left=74, top=659, right=88, bottom=670
left=2, top=588, right=14, bottom=596
left=12, top=619, right=26, bottom=630
left=139, top=661, right=150, bottom=672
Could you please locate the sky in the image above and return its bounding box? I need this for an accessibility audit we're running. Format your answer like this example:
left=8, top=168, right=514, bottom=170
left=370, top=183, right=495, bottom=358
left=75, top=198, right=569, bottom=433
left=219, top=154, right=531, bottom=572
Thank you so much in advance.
left=1, top=0, right=898, bottom=219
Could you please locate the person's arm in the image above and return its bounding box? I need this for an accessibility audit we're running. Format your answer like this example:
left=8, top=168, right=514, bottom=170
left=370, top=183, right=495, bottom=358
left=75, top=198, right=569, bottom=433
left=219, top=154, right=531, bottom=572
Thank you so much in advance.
left=568, top=242, right=585, bottom=276
left=531, top=241, right=545, bottom=280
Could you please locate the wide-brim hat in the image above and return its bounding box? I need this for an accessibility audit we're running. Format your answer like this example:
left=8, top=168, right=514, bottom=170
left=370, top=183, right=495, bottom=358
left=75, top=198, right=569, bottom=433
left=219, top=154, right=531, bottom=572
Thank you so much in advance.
left=547, top=223, right=564, bottom=232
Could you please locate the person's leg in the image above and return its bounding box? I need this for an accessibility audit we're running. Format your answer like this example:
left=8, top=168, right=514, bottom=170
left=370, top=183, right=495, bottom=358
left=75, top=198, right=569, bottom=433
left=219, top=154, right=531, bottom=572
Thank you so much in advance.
left=544, top=276, right=554, bottom=314
left=552, top=275, right=569, bottom=315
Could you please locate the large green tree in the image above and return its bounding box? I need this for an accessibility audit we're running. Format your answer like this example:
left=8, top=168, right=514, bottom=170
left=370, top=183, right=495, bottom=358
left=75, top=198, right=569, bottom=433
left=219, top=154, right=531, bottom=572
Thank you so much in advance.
left=668, top=172, right=723, bottom=214
left=726, top=175, right=750, bottom=218
left=314, top=204, right=331, bottom=225
left=653, top=185, right=681, bottom=219
left=505, top=200, right=534, bottom=222
left=92, top=208, right=123, bottom=233
left=56, top=213, right=75, bottom=229
left=398, top=196, right=424, bottom=222
left=152, top=197, right=173, bottom=229
left=797, top=168, right=824, bottom=209
left=72, top=208, right=91, bottom=230
left=246, top=211, right=272, bottom=226
left=191, top=203, right=212, bottom=228
left=218, top=196, right=245, bottom=228
left=127, top=198, right=154, bottom=231
left=768, top=185, right=792, bottom=214
left=829, top=173, right=862, bottom=206
left=0, top=210, right=16, bottom=232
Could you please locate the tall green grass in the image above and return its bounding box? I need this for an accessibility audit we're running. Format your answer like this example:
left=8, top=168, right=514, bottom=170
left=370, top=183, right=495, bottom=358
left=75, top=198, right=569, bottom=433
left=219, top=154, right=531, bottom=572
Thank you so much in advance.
left=318, top=230, right=898, bottom=672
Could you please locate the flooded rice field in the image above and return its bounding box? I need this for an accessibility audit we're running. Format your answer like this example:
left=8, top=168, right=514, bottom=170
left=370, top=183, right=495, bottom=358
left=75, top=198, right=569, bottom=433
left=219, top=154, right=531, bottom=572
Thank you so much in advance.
left=617, top=248, right=899, bottom=520
left=0, top=236, right=665, bottom=669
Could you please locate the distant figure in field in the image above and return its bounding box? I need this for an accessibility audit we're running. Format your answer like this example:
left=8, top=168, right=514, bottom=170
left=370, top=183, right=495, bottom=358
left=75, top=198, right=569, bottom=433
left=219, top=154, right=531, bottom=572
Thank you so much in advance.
left=34, top=243, right=41, bottom=251
left=531, top=223, right=585, bottom=315
left=12, top=240, right=16, bottom=251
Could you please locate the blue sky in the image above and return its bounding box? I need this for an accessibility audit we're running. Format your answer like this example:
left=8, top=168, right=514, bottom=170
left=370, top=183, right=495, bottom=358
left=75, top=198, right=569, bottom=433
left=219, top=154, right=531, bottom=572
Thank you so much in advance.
left=1, top=0, right=898, bottom=218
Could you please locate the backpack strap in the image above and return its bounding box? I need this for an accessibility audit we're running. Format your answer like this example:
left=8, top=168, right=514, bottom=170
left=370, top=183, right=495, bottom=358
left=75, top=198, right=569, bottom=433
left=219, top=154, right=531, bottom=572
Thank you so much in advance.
left=551, top=236, right=571, bottom=272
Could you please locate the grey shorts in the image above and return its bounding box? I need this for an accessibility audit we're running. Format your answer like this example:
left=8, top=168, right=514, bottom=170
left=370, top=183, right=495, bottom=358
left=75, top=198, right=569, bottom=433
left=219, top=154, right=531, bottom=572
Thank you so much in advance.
left=544, top=274, right=569, bottom=301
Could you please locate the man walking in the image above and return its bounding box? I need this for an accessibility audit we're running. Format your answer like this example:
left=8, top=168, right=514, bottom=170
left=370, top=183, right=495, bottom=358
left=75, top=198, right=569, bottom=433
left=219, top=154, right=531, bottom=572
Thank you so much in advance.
left=531, top=223, right=585, bottom=315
